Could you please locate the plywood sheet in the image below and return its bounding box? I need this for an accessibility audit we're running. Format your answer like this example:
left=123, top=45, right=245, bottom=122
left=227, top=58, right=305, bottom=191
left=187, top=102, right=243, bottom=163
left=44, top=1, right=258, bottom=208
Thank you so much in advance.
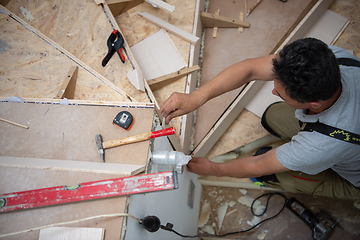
left=5, top=0, right=149, bottom=102
left=0, top=101, right=154, bottom=165
left=0, top=11, right=129, bottom=102
left=194, top=0, right=314, bottom=147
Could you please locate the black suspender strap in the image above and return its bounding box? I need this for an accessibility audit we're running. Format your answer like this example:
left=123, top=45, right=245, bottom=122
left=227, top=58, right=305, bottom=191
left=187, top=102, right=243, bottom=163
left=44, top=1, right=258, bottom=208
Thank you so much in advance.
left=337, top=57, right=360, bottom=68
left=300, top=57, right=360, bottom=145
left=302, top=122, right=360, bottom=145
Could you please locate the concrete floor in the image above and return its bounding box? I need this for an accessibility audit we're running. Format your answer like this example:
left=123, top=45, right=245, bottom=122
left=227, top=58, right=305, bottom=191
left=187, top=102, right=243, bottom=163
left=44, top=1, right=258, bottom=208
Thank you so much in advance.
left=199, top=186, right=360, bottom=239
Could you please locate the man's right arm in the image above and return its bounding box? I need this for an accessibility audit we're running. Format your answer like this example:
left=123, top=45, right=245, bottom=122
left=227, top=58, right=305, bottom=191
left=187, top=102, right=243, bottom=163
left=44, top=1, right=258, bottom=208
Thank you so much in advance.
left=160, top=54, right=276, bottom=124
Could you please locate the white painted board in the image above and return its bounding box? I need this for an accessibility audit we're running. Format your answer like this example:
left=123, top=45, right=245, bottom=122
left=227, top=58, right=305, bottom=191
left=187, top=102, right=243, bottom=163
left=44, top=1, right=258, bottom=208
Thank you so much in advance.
left=130, top=29, right=186, bottom=81
left=39, top=227, right=104, bottom=240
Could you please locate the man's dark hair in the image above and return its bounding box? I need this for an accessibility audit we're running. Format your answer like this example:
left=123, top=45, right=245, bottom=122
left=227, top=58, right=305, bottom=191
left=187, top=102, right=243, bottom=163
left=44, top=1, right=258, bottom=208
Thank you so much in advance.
left=272, top=38, right=341, bottom=103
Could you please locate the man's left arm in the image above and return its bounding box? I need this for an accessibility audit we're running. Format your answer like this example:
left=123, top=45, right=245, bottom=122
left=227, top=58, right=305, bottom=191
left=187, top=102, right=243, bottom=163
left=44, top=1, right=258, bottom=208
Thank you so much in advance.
left=187, top=148, right=289, bottom=178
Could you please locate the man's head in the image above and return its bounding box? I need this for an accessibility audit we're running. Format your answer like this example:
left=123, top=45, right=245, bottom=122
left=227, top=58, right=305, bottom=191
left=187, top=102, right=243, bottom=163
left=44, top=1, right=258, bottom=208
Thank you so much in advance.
left=272, top=38, right=341, bottom=104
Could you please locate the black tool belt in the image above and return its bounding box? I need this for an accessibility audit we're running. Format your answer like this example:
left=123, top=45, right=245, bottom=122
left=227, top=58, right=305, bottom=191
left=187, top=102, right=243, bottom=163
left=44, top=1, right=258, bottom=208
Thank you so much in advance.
left=300, top=57, right=360, bottom=145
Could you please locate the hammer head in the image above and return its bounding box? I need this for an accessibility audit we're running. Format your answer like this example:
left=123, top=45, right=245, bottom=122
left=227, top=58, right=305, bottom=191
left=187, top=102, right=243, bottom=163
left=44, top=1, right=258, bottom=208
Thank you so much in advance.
left=95, top=134, right=105, bottom=162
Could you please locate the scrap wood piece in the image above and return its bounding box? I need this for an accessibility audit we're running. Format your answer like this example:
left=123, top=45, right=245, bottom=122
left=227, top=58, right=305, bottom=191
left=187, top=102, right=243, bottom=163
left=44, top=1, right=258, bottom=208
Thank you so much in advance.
left=200, top=11, right=250, bottom=28
left=239, top=12, right=244, bottom=33
left=213, top=9, right=220, bottom=38
left=127, top=68, right=145, bottom=91
left=137, top=12, right=199, bottom=44
left=0, top=156, right=145, bottom=176
left=147, top=65, right=200, bottom=91
left=54, top=66, right=78, bottom=99
left=39, top=227, right=105, bottom=240
left=107, top=0, right=145, bottom=16
left=145, top=0, right=175, bottom=13
left=247, top=0, right=263, bottom=17
left=0, top=117, right=29, bottom=129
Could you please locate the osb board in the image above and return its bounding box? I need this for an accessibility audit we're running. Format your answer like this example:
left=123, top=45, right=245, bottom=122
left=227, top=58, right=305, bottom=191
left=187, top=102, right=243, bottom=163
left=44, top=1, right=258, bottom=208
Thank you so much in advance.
left=0, top=11, right=128, bottom=102
left=0, top=101, right=154, bottom=165
left=116, top=0, right=197, bottom=139
left=329, top=0, right=360, bottom=58
left=5, top=0, right=149, bottom=103
left=0, top=167, right=127, bottom=240
left=194, top=0, right=314, bottom=147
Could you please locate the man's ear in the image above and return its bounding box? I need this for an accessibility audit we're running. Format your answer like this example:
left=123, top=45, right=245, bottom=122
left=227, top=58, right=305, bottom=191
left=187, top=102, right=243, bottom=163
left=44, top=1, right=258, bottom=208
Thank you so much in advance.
left=309, top=101, right=322, bottom=109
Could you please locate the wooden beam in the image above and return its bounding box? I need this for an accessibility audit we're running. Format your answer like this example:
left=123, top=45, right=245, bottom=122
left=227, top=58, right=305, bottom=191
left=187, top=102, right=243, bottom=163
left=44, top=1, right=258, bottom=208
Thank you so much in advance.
left=147, top=65, right=200, bottom=91
left=193, top=81, right=263, bottom=157
left=54, top=66, right=78, bottom=99
left=0, top=156, right=145, bottom=176
left=138, top=12, right=200, bottom=44
left=200, top=11, right=250, bottom=28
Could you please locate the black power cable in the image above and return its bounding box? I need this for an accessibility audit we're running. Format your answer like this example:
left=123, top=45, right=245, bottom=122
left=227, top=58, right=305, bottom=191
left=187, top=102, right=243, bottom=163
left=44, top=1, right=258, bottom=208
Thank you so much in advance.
left=159, top=192, right=288, bottom=238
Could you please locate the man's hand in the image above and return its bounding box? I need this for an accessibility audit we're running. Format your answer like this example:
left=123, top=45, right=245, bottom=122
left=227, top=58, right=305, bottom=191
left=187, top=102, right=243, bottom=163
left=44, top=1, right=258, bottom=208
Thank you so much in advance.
left=187, top=157, right=217, bottom=175
left=160, top=92, right=204, bottom=125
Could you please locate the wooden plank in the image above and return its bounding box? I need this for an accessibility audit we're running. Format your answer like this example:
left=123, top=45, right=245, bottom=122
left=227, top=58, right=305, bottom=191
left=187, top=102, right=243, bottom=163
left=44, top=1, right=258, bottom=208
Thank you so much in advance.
left=194, top=0, right=334, bottom=158
left=54, top=66, right=78, bottom=99
left=193, top=81, right=263, bottom=157
left=200, top=11, right=250, bottom=28
left=179, top=0, right=205, bottom=154
left=39, top=227, right=104, bottom=240
left=147, top=65, right=200, bottom=91
left=138, top=12, right=200, bottom=44
left=0, top=156, right=145, bottom=176
left=199, top=179, right=278, bottom=191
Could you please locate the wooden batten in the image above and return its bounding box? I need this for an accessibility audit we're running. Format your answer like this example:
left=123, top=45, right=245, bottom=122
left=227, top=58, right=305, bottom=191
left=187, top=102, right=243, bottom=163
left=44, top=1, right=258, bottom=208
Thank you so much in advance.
left=147, top=65, right=200, bottom=91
